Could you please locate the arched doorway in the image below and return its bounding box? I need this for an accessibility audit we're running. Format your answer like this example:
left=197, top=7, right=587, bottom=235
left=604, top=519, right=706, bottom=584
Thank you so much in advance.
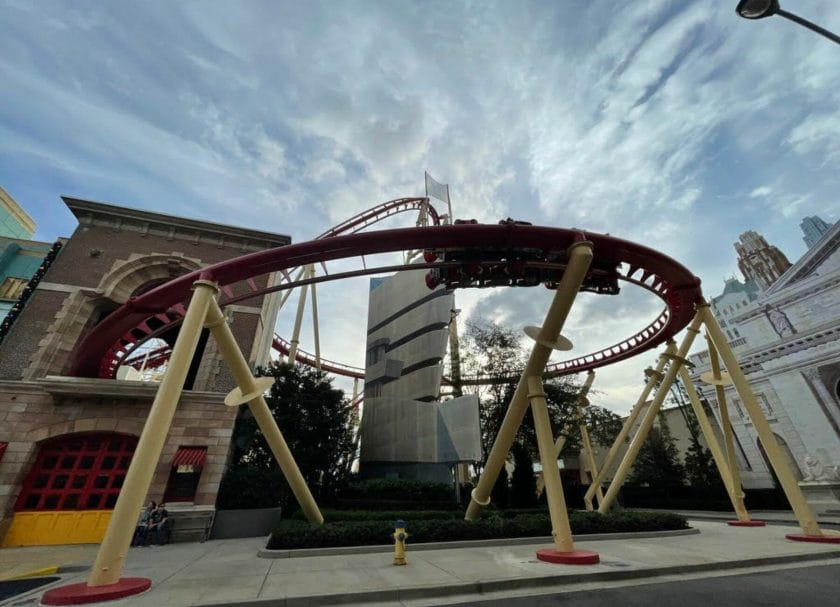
left=3, top=433, right=137, bottom=546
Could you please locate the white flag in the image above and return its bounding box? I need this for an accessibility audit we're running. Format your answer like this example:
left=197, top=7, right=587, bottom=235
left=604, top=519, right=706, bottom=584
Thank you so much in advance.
left=425, top=171, right=450, bottom=204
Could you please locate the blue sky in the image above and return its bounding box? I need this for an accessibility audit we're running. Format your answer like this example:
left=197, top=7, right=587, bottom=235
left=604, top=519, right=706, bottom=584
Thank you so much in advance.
left=1, top=1, right=838, bottom=411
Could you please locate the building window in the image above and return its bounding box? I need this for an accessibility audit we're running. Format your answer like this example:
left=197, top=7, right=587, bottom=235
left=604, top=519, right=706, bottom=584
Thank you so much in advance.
left=163, top=446, right=207, bottom=503
left=0, top=277, right=28, bottom=300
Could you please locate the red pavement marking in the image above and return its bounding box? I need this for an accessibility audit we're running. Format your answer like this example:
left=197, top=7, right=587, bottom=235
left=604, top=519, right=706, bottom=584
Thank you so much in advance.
left=536, top=548, right=600, bottom=564
left=785, top=533, right=840, bottom=544
left=727, top=520, right=767, bottom=527
left=42, top=578, right=151, bottom=605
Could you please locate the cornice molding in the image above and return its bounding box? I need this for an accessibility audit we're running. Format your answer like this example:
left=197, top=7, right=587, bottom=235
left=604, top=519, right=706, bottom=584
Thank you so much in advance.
left=63, top=197, right=291, bottom=251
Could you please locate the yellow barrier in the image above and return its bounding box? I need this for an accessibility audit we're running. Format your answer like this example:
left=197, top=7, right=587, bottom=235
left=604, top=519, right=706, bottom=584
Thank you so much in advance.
left=2, top=511, right=113, bottom=547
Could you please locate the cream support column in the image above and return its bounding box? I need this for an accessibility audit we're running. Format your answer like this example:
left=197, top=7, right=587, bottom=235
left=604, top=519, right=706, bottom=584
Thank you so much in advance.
left=287, top=267, right=311, bottom=362
left=598, top=314, right=703, bottom=513
left=577, top=398, right=605, bottom=509
left=553, top=370, right=596, bottom=458
left=309, top=265, right=322, bottom=372
left=676, top=366, right=744, bottom=514
left=699, top=305, right=822, bottom=536
left=87, top=280, right=219, bottom=587
left=205, top=299, right=323, bottom=524
left=277, top=266, right=308, bottom=313
left=465, top=241, right=593, bottom=521
left=704, top=333, right=750, bottom=520
left=528, top=376, right=575, bottom=551
left=583, top=341, right=676, bottom=510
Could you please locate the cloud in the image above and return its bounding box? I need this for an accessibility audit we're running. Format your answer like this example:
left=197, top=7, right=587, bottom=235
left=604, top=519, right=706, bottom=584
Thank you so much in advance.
left=2, top=0, right=839, bottom=411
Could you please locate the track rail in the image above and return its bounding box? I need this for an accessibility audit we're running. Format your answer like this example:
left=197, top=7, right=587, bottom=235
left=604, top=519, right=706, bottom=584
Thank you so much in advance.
left=69, top=222, right=703, bottom=379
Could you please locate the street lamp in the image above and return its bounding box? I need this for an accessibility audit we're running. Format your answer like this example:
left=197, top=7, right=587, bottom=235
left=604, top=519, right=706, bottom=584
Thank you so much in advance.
left=735, top=1, right=840, bottom=46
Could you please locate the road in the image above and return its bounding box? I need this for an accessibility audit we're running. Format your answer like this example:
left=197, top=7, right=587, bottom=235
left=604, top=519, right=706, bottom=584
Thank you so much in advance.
left=451, top=563, right=840, bottom=607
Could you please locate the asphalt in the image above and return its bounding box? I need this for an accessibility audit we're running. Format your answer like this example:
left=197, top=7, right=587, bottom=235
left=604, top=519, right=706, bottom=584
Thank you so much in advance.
left=1, top=518, right=840, bottom=607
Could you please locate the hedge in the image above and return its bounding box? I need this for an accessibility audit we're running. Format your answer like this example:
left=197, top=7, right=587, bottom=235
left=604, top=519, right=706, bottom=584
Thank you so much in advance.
left=289, top=509, right=463, bottom=522
left=340, top=478, right=454, bottom=502
left=267, top=510, right=688, bottom=549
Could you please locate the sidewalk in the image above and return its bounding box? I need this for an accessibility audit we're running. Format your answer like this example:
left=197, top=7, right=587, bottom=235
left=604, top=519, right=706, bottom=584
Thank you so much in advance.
left=2, top=520, right=840, bottom=607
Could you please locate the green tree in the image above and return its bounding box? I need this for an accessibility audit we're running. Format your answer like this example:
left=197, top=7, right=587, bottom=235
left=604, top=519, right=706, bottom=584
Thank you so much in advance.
left=510, top=442, right=537, bottom=507
left=223, top=361, right=355, bottom=508
left=628, top=413, right=686, bottom=488
left=669, top=379, right=723, bottom=490
left=460, top=321, right=622, bottom=466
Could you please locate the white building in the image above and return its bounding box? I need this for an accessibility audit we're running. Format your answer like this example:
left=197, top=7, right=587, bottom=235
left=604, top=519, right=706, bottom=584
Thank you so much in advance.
left=689, top=221, right=840, bottom=489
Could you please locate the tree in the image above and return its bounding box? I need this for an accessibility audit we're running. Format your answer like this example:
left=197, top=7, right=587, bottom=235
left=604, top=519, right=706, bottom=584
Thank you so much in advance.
left=459, top=320, right=622, bottom=481
left=223, top=361, right=355, bottom=508
left=510, top=442, right=537, bottom=507
left=669, top=379, right=723, bottom=490
left=628, top=413, right=685, bottom=488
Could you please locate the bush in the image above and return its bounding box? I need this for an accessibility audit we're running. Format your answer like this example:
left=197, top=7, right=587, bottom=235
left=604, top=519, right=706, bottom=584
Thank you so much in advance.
left=216, top=467, right=287, bottom=510
left=267, top=509, right=688, bottom=549
left=288, top=509, right=463, bottom=522
left=340, top=478, right=454, bottom=502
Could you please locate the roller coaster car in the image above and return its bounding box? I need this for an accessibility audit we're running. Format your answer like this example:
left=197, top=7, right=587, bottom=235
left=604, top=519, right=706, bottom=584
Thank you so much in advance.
left=542, top=260, right=621, bottom=295
left=424, top=249, right=620, bottom=294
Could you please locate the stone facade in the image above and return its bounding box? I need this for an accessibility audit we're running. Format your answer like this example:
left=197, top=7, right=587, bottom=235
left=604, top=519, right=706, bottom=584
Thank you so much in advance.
left=689, top=221, right=840, bottom=491
left=0, top=198, right=288, bottom=543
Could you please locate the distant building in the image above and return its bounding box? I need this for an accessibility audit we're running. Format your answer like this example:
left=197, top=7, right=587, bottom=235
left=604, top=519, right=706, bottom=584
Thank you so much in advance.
left=0, top=189, right=52, bottom=322
left=709, top=277, right=761, bottom=346
left=0, top=236, right=55, bottom=322
left=689, top=220, right=840, bottom=492
left=360, top=269, right=480, bottom=483
left=735, top=230, right=791, bottom=290
left=800, top=215, right=833, bottom=249
left=0, top=187, right=35, bottom=239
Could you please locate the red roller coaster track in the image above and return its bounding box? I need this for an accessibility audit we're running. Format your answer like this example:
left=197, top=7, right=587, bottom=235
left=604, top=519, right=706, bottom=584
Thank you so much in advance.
left=69, top=209, right=703, bottom=380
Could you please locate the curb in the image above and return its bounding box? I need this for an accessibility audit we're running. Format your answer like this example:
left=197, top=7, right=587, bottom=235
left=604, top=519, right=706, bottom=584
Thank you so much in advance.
left=209, top=550, right=840, bottom=607
left=258, top=527, right=700, bottom=559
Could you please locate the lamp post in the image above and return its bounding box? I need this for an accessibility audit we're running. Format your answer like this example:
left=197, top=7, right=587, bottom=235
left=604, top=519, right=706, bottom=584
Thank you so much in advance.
left=735, top=1, right=840, bottom=46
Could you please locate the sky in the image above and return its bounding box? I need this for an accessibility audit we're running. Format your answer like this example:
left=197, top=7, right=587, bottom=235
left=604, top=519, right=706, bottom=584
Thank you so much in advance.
left=2, top=0, right=838, bottom=413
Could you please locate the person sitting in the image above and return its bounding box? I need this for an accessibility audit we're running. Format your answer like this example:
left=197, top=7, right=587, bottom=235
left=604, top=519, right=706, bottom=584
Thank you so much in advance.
left=131, top=500, right=156, bottom=547
left=147, top=502, right=171, bottom=545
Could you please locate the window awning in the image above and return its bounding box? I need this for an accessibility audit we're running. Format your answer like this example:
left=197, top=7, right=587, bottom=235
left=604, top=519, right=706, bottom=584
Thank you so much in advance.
left=172, top=446, right=207, bottom=468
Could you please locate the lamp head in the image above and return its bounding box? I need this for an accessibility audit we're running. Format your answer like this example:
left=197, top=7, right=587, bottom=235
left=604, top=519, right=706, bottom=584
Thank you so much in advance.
left=736, top=0, right=780, bottom=19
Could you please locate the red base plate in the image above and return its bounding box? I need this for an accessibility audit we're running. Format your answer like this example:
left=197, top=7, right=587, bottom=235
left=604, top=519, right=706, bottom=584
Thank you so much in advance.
left=536, top=548, right=600, bottom=565
left=42, top=578, right=152, bottom=605
left=785, top=533, right=840, bottom=544
left=727, top=520, right=767, bottom=527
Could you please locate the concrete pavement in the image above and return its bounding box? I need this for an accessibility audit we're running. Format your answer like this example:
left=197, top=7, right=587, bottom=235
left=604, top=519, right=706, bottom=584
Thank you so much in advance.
left=2, top=520, right=840, bottom=607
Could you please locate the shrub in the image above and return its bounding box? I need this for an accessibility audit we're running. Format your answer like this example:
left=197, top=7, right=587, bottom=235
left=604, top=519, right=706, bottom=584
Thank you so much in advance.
left=288, top=509, right=463, bottom=522
left=340, top=478, right=454, bottom=502
left=267, top=509, right=688, bottom=549
left=216, top=467, right=287, bottom=510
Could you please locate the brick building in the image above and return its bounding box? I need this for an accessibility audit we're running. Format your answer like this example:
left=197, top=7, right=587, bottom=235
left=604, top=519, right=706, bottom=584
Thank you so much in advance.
left=0, top=198, right=287, bottom=546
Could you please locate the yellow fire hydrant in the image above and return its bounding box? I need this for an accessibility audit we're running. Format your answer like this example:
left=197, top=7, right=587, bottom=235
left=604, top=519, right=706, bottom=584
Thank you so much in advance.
left=393, top=519, right=408, bottom=566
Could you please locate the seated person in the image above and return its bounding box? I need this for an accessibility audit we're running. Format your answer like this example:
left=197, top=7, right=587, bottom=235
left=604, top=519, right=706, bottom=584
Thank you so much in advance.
left=147, top=502, right=171, bottom=545
left=131, top=500, right=156, bottom=547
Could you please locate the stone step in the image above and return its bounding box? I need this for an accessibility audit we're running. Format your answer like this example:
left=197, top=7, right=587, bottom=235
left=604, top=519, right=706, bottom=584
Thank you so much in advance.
left=171, top=528, right=208, bottom=543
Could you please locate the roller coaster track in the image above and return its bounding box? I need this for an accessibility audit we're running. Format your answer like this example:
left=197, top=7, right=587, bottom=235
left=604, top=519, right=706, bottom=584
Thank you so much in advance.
left=72, top=217, right=703, bottom=381
left=120, top=197, right=436, bottom=379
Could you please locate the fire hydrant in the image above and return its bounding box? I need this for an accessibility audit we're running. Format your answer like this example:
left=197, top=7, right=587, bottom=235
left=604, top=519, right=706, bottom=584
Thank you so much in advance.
left=392, top=519, right=408, bottom=566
